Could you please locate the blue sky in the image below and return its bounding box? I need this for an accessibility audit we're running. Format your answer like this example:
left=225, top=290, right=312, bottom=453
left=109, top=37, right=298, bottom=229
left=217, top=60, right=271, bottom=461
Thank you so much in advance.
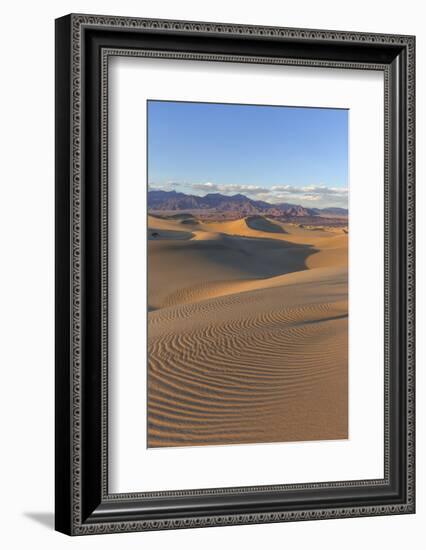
left=147, top=100, right=348, bottom=208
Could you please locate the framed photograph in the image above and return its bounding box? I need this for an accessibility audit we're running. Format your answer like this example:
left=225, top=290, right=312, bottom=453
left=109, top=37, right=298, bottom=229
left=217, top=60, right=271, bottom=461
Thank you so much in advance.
left=55, top=14, right=415, bottom=535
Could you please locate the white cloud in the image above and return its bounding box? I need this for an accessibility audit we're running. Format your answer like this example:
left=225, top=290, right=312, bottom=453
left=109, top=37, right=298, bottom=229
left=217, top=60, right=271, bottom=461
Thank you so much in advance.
left=149, top=181, right=348, bottom=208
left=190, top=182, right=269, bottom=196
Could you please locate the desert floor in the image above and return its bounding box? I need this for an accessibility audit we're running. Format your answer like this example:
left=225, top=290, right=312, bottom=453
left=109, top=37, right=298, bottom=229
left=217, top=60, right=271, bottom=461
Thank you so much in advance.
left=147, top=214, right=348, bottom=448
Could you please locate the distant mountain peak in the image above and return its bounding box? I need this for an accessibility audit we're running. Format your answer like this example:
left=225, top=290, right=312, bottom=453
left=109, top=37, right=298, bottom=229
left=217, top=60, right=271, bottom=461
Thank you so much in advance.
left=147, top=189, right=347, bottom=218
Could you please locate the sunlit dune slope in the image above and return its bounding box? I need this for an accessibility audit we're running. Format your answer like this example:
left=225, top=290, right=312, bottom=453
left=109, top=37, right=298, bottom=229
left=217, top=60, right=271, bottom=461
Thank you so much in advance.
left=148, top=266, right=348, bottom=447
left=147, top=214, right=347, bottom=308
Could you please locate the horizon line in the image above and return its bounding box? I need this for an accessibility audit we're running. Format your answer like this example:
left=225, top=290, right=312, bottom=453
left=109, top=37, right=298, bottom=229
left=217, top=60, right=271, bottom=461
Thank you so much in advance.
left=148, top=187, right=348, bottom=210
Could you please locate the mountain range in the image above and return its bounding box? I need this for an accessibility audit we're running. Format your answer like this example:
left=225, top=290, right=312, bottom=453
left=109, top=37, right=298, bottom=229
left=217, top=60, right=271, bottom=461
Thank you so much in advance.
left=148, top=190, right=348, bottom=218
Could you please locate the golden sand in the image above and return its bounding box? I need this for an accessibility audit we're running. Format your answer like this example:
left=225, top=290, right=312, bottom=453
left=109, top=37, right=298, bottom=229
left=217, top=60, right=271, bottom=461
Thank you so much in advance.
left=147, top=215, right=348, bottom=447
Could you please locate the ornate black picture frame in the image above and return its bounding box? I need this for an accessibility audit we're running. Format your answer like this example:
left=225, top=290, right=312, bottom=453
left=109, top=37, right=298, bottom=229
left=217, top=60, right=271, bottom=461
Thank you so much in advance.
left=55, top=13, right=415, bottom=535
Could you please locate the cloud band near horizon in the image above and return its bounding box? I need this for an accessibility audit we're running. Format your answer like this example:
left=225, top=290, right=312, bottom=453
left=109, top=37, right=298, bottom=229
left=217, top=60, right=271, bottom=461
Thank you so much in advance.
left=148, top=181, right=348, bottom=208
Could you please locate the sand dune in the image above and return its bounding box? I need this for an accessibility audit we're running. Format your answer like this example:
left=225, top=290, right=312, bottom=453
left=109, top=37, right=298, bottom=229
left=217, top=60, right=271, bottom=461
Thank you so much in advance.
left=147, top=213, right=348, bottom=447
left=148, top=234, right=313, bottom=310
left=245, top=215, right=287, bottom=233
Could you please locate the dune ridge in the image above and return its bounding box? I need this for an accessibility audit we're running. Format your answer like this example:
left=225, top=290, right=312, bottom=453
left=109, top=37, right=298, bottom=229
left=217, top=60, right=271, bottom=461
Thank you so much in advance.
left=147, top=213, right=348, bottom=447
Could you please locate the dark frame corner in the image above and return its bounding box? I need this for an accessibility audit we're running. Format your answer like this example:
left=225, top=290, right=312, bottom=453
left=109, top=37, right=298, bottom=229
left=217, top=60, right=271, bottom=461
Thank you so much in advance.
left=55, top=13, right=415, bottom=535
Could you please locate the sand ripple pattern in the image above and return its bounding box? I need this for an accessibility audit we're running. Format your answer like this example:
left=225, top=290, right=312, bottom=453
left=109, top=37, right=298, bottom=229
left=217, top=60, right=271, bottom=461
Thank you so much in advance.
left=148, top=283, right=348, bottom=447
left=147, top=215, right=348, bottom=447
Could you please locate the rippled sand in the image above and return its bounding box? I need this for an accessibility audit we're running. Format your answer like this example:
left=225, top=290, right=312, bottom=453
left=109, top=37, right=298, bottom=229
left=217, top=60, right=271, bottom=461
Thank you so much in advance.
left=147, top=215, right=348, bottom=447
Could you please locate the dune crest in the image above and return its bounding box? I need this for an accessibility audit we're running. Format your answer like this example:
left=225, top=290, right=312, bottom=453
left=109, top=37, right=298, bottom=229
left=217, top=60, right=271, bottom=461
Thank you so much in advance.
left=245, top=215, right=287, bottom=233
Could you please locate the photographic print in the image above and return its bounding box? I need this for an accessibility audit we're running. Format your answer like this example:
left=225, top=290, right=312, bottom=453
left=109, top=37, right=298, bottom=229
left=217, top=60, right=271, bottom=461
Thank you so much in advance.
left=147, top=100, right=349, bottom=448
left=56, top=16, right=415, bottom=533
